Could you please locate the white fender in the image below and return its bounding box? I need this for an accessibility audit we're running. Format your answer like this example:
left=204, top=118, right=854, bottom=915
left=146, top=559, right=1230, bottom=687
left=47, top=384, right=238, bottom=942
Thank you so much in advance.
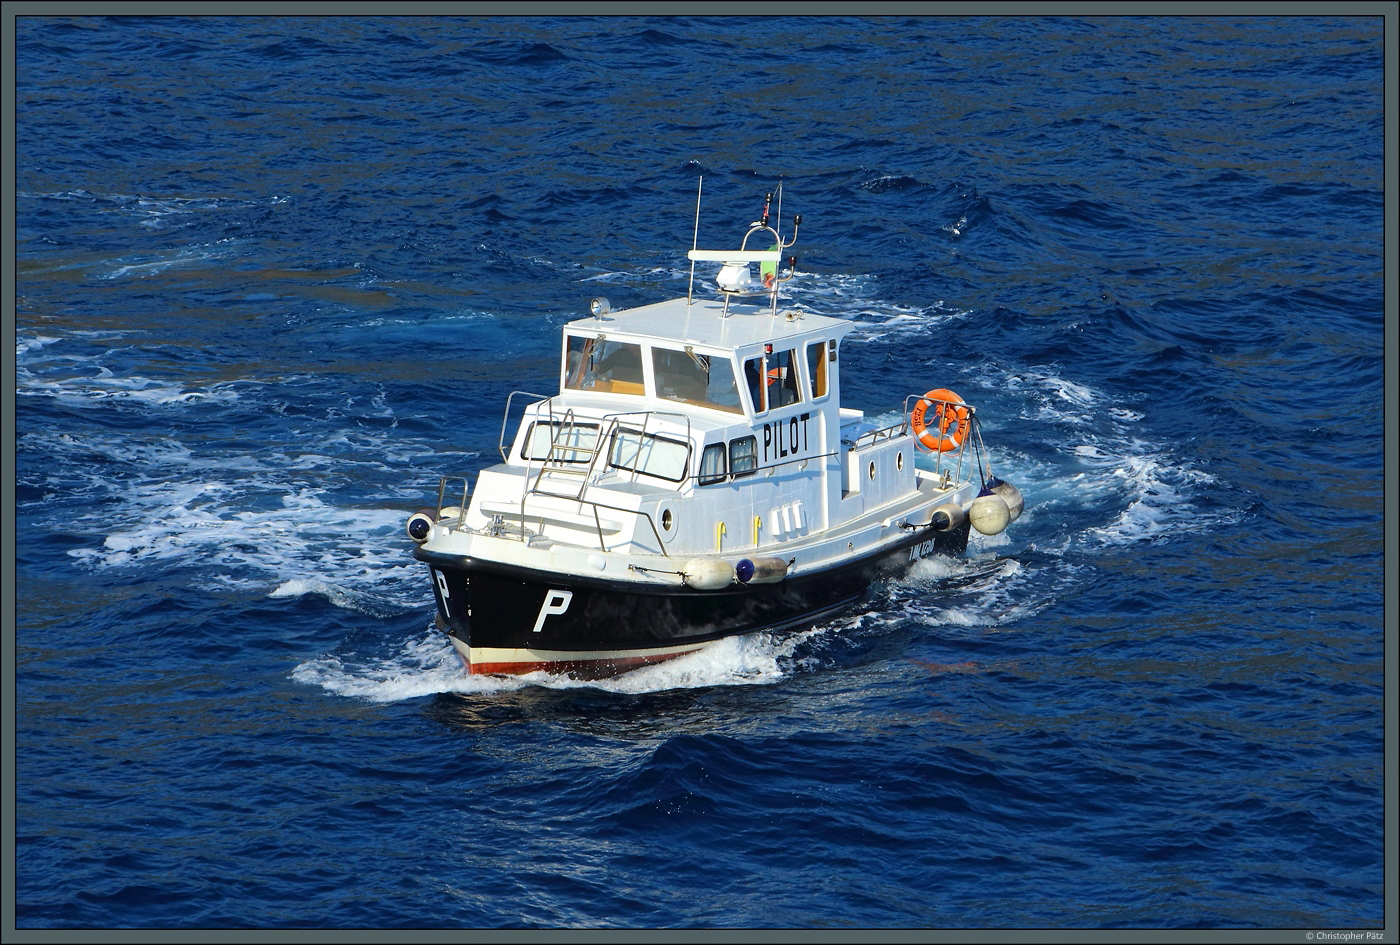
left=969, top=492, right=1011, bottom=536
left=680, top=557, right=735, bottom=590
left=986, top=478, right=1024, bottom=523
left=928, top=502, right=967, bottom=533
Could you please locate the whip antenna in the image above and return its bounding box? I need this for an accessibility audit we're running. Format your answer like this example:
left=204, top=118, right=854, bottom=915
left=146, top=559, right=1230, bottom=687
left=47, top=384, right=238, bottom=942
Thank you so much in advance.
left=775, top=179, right=783, bottom=240
left=687, top=176, right=703, bottom=306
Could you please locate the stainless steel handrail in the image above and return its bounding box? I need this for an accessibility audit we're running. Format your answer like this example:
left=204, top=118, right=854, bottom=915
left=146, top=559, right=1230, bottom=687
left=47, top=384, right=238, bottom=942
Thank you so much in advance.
left=503, top=403, right=697, bottom=555
left=898, top=391, right=979, bottom=481
left=516, top=487, right=671, bottom=557
left=499, top=390, right=553, bottom=462
left=434, top=476, right=471, bottom=528
left=596, top=409, right=693, bottom=487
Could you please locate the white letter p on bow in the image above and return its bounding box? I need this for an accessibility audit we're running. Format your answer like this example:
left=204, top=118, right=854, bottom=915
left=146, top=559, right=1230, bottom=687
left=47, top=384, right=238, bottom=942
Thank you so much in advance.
left=531, top=590, right=573, bottom=634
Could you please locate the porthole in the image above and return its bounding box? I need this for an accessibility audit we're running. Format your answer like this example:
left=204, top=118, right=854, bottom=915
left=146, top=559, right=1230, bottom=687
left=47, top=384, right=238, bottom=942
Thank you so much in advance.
left=896, top=451, right=904, bottom=471
left=868, top=461, right=876, bottom=481
left=661, top=509, right=674, bottom=531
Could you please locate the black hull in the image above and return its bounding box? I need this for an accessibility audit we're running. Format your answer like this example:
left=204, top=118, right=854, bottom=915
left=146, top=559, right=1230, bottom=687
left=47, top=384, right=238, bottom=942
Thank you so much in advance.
left=415, top=522, right=969, bottom=676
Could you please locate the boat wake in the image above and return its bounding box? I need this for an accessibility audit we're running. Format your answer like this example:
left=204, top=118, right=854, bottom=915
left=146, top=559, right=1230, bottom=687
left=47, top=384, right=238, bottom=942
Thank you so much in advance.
left=291, top=623, right=803, bottom=701
left=293, top=553, right=1034, bottom=703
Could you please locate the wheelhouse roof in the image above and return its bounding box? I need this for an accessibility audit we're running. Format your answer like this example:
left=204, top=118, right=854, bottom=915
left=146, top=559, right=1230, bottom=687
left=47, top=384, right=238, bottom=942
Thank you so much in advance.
left=563, top=296, right=851, bottom=354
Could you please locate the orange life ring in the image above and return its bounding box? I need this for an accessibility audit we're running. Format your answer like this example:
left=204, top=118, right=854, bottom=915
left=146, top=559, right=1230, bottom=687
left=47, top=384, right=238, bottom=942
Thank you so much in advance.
left=910, top=387, right=969, bottom=452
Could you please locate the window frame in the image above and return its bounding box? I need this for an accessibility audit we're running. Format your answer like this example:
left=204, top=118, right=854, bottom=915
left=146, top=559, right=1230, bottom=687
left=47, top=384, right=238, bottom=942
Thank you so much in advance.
left=697, top=442, right=728, bottom=486
left=650, top=345, right=745, bottom=415
left=806, top=339, right=831, bottom=401
left=607, top=426, right=692, bottom=483
left=729, top=435, right=758, bottom=479
left=520, top=420, right=601, bottom=463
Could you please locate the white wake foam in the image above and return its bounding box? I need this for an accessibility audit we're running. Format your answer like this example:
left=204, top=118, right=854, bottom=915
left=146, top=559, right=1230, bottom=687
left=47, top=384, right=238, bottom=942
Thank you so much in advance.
left=291, top=624, right=824, bottom=703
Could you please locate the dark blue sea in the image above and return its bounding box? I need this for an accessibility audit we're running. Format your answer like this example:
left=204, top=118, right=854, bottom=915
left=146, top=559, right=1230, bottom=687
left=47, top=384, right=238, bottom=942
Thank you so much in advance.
left=11, top=13, right=1389, bottom=932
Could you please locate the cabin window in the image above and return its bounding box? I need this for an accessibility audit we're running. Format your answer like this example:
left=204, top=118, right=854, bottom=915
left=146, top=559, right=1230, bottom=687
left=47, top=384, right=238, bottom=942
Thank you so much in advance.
left=768, top=348, right=803, bottom=408
left=744, top=355, right=767, bottom=414
left=807, top=340, right=829, bottom=400
left=698, top=443, right=727, bottom=485
left=652, top=347, right=743, bottom=414
left=608, top=428, right=690, bottom=482
left=564, top=336, right=645, bottom=395
left=521, top=421, right=600, bottom=463
left=729, top=436, right=757, bottom=478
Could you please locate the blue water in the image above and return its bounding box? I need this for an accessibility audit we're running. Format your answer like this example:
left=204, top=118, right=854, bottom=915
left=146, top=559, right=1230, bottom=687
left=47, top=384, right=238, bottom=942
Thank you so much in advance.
left=12, top=14, right=1387, bottom=931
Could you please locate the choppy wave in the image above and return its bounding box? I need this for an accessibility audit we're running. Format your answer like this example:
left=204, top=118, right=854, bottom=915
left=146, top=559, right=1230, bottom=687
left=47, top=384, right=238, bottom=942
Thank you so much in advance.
left=19, top=369, right=249, bottom=406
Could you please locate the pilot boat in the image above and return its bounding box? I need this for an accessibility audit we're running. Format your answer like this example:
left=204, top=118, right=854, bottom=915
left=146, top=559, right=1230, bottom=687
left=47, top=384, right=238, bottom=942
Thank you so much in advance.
left=407, top=191, right=1023, bottom=678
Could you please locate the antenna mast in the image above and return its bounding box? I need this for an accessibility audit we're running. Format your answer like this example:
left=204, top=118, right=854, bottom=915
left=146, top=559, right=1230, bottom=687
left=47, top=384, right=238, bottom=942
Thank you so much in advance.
left=687, top=176, right=703, bottom=306
left=775, top=179, right=783, bottom=241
